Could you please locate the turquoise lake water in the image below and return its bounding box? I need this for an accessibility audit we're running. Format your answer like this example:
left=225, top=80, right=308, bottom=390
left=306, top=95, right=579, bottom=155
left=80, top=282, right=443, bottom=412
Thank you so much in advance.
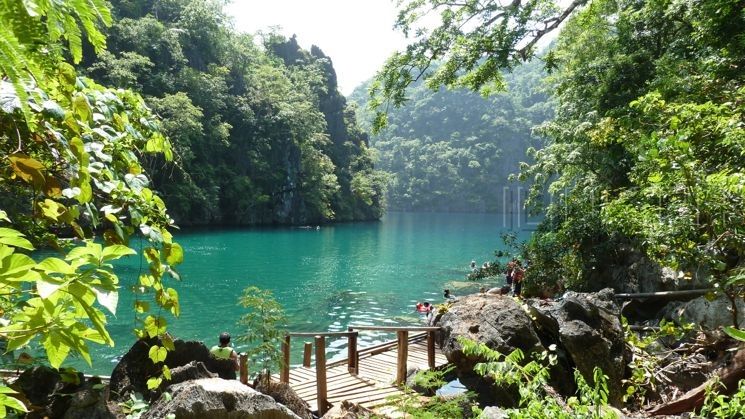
left=77, top=212, right=536, bottom=375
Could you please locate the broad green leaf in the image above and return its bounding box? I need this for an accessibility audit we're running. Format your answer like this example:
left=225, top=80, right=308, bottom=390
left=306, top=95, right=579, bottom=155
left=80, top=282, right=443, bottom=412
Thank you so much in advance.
left=37, top=257, right=76, bottom=275
left=163, top=243, right=183, bottom=266
left=143, top=315, right=167, bottom=338
left=38, top=199, right=66, bottom=221
left=146, top=377, right=162, bottom=390
left=724, top=326, right=745, bottom=342
left=0, top=392, right=27, bottom=413
left=66, top=243, right=101, bottom=264
left=1, top=253, right=36, bottom=277
left=148, top=345, right=167, bottom=363
left=0, top=228, right=26, bottom=238
left=92, top=286, right=118, bottom=314
left=72, top=93, right=91, bottom=122
left=161, top=333, right=175, bottom=351
left=37, top=277, right=66, bottom=299
left=134, top=300, right=149, bottom=313
left=139, top=274, right=155, bottom=287
left=42, top=332, right=71, bottom=369
left=0, top=235, right=34, bottom=250
left=101, top=244, right=135, bottom=262
left=8, top=154, right=46, bottom=188
left=162, top=365, right=171, bottom=380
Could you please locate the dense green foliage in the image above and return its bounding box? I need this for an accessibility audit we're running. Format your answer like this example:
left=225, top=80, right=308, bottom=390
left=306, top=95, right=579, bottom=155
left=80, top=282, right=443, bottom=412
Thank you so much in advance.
left=520, top=0, right=745, bottom=292
left=701, top=379, right=745, bottom=418
left=379, top=0, right=745, bottom=295
left=83, top=0, right=386, bottom=225
left=350, top=61, right=551, bottom=212
left=460, top=339, right=615, bottom=418
left=1, top=0, right=182, bottom=413
left=459, top=337, right=616, bottom=418
left=390, top=365, right=481, bottom=418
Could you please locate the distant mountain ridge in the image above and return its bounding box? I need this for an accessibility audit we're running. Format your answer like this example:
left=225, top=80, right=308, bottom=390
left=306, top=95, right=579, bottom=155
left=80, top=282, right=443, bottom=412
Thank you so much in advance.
left=349, top=60, right=553, bottom=212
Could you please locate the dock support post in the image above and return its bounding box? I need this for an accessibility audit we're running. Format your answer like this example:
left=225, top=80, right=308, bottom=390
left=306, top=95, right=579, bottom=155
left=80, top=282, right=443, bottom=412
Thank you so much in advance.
left=315, top=335, right=328, bottom=416
left=347, top=327, right=358, bottom=375
left=239, top=353, right=248, bottom=385
left=427, top=330, right=436, bottom=369
left=303, top=342, right=312, bottom=367
left=396, top=330, right=408, bottom=385
left=280, top=334, right=290, bottom=383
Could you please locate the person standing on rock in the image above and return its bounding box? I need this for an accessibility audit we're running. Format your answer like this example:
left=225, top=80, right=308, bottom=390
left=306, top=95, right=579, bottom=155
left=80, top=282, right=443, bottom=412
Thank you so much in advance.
left=513, top=261, right=524, bottom=297
left=210, top=332, right=239, bottom=371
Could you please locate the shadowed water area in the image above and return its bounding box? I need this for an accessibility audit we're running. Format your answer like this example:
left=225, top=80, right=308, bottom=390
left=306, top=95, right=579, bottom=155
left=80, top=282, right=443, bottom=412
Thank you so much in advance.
left=74, top=212, right=535, bottom=375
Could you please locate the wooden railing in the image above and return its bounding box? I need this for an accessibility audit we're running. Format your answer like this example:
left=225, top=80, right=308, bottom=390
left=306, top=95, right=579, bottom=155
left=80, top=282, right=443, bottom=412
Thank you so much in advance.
left=279, top=325, right=442, bottom=415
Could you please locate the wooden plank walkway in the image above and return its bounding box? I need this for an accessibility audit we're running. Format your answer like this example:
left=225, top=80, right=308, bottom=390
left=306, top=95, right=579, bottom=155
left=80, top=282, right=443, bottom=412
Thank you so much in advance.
left=275, top=333, right=448, bottom=412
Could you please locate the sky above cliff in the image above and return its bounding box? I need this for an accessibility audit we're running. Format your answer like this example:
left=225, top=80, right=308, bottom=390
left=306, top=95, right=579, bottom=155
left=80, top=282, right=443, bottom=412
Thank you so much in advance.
left=226, top=0, right=407, bottom=96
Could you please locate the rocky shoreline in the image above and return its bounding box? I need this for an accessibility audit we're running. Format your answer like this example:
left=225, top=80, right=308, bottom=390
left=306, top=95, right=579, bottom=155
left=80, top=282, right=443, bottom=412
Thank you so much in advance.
left=8, top=289, right=744, bottom=418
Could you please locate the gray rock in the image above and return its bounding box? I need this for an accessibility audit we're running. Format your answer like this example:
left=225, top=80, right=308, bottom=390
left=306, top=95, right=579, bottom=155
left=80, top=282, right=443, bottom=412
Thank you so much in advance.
left=663, top=294, right=745, bottom=329
left=143, top=378, right=301, bottom=419
left=109, top=337, right=236, bottom=402
left=437, top=294, right=543, bottom=405
left=320, top=400, right=374, bottom=419
left=480, top=406, right=509, bottom=419
left=528, top=289, right=628, bottom=406
left=436, top=290, right=629, bottom=407
left=169, top=361, right=217, bottom=385
left=63, top=380, right=115, bottom=419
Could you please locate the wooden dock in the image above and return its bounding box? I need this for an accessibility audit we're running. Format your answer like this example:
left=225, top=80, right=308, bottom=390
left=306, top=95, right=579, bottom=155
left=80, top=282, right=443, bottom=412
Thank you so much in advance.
left=270, top=326, right=449, bottom=414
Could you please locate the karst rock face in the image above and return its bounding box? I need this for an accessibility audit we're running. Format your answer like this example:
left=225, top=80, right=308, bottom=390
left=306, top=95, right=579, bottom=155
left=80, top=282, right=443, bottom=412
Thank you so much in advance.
left=437, top=289, right=629, bottom=406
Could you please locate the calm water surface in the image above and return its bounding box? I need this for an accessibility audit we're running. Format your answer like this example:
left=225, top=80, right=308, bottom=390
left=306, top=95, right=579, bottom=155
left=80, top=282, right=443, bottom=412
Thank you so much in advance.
left=79, top=212, right=534, bottom=374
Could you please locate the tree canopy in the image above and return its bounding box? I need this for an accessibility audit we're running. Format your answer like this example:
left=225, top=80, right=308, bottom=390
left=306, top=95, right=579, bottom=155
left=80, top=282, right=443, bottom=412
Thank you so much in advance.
left=375, top=0, right=745, bottom=293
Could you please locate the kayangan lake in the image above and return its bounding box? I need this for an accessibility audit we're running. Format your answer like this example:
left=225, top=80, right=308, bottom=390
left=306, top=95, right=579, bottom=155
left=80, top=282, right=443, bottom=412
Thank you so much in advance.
left=80, top=212, right=535, bottom=375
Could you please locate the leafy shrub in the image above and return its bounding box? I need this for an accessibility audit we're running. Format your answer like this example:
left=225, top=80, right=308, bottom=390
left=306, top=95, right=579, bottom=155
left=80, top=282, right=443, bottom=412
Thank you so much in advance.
left=701, top=379, right=745, bottom=419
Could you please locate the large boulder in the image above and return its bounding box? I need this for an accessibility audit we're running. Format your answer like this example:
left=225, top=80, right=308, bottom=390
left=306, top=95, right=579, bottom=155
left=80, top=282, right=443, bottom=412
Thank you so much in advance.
left=142, top=378, right=301, bottom=419
left=663, top=294, right=745, bottom=329
left=437, top=294, right=543, bottom=405
left=527, top=289, right=629, bottom=406
left=109, top=337, right=236, bottom=402
left=436, top=290, right=629, bottom=407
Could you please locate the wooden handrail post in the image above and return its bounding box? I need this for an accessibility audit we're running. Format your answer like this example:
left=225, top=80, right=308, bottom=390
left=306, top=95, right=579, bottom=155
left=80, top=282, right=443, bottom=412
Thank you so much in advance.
left=347, top=327, right=358, bottom=375
left=303, top=341, right=312, bottom=367
left=427, top=330, right=436, bottom=369
left=280, top=334, right=290, bottom=384
left=239, top=353, right=248, bottom=385
left=315, top=335, right=328, bottom=416
left=396, top=330, right=408, bottom=385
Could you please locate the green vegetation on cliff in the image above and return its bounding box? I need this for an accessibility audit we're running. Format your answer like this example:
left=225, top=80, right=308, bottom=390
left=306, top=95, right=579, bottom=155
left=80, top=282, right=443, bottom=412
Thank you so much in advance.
left=351, top=61, right=552, bottom=212
left=83, top=0, right=386, bottom=226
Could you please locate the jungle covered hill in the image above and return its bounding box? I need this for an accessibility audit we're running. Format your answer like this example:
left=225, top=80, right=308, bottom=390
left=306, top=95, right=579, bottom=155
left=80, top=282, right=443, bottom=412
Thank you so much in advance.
left=370, top=0, right=745, bottom=295
left=349, top=60, right=552, bottom=213
left=80, top=0, right=386, bottom=226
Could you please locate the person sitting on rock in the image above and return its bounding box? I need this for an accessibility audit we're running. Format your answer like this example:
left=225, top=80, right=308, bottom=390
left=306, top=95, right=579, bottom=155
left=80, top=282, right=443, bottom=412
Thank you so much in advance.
left=210, top=332, right=239, bottom=371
